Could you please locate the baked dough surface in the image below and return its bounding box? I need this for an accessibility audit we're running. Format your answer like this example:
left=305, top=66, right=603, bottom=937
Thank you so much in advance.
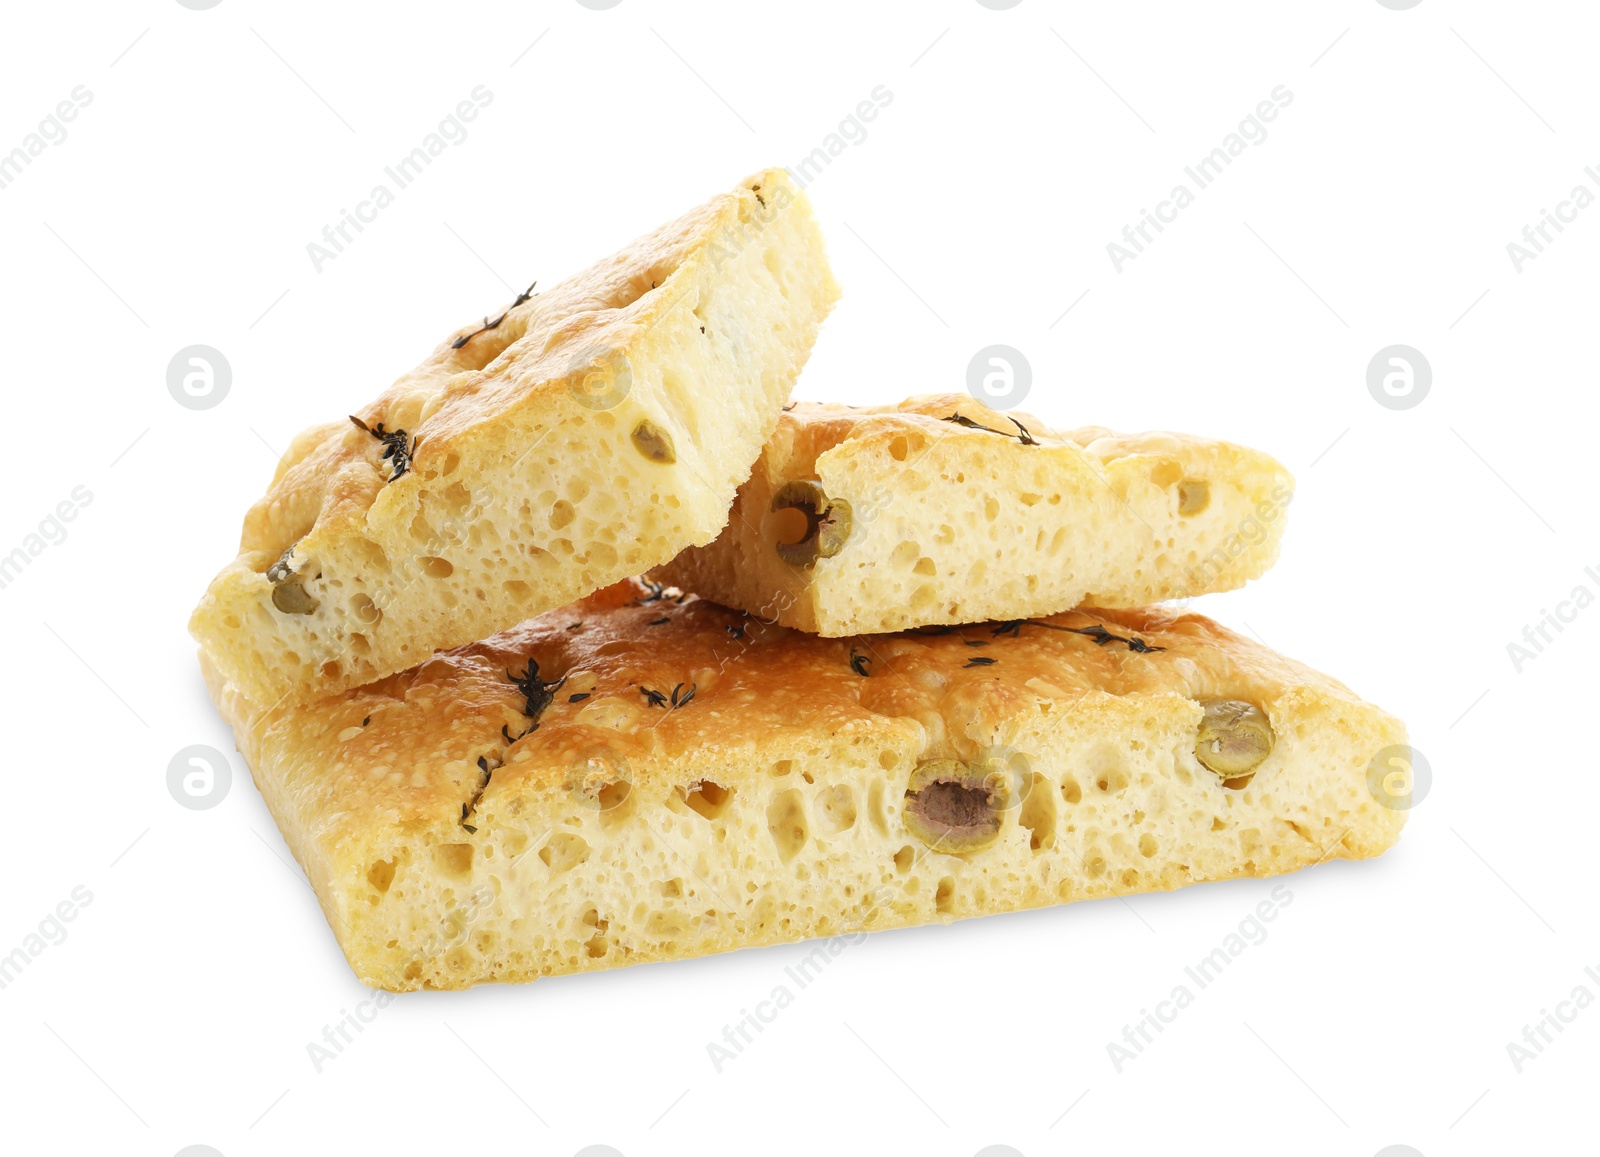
left=654, top=395, right=1294, bottom=634
left=206, top=580, right=1406, bottom=992
left=191, top=169, right=839, bottom=704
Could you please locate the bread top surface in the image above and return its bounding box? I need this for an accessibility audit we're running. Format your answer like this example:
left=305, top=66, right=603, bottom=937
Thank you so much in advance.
left=230, top=168, right=806, bottom=575
left=226, top=578, right=1379, bottom=848
left=764, top=393, right=1277, bottom=480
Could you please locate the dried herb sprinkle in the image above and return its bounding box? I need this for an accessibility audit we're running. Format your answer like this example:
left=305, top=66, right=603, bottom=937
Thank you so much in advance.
left=505, top=658, right=566, bottom=740
left=942, top=412, right=1038, bottom=446
left=461, top=755, right=494, bottom=833
left=451, top=281, right=536, bottom=349
left=641, top=683, right=696, bottom=710
left=348, top=416, right=416, bottom=481
left=991, top=618, right=1164, bottom=653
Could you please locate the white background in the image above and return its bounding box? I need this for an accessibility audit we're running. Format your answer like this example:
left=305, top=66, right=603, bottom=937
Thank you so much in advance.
left=1, top=1, right=1594, bottom=1154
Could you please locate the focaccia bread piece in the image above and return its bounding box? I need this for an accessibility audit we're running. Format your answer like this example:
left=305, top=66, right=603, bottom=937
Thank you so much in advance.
left=653, top=395, right=1293, bottom=635
left=190, top=169, right=839, bottom=705
left=205, top=580, right=1406, bottom=992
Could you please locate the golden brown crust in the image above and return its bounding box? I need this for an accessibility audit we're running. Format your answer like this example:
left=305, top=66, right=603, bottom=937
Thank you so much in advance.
left=236, top=230, right=707, bottom=574
left=751, top=395, right=1246, bottom=471
left=266, top=591, right=1363, bottom=828
left=242, top=186, right=826, bottom=566
left=192, top=169, right=840, bottom=704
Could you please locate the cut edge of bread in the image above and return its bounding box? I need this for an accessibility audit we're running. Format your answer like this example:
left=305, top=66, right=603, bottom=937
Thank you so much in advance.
left=656, top=395, right=1294, bottom=636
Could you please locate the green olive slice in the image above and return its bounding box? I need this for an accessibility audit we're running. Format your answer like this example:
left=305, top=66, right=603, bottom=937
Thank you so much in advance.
left=271, top=576, right=318, bottom=615
left=770, top=479, right=854, bottom=566
left=1177, top=479, right=1210, bottom=516
left=903, top=759, right=1005, bottom=853
left=265, top=545, right=296, bottom=584
left=266, top=544, right=319, bottom=614
left=1195, top=699, right=1274, bottom=780
left=631, top=419, right=676, bottom=464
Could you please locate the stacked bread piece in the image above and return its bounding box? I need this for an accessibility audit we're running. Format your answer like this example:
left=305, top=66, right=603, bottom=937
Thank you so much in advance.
left=194, top=170, right=1407, bottom=991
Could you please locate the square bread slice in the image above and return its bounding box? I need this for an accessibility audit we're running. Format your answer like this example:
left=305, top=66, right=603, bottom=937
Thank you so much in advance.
left=652, top=395, right=1294, bottom=635
left=190, top=169, right=839, bottom=706
left=204, top=579, right=1407, bottom=992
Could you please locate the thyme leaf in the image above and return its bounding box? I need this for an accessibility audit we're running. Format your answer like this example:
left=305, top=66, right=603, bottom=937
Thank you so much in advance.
left=642, top=683, right=697, bottom=709
left=460, top=755, right=494, bottom=832
left=349, top=416, right=416, bottom=481
left=990, top=618, right=1165, bottom=653
left=505, top=658, right=565, bottom=741
left=451, top=281, right=537, bottom=349
left=942, top=413, right=1038, bottom=446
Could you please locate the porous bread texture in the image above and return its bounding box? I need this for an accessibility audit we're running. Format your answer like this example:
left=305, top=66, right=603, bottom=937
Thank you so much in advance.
left=204, top=580, right=1406, bottom=993
left=189, top=168, right=839, bottom=705
left=653, top=395, right=1294, bottom=635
